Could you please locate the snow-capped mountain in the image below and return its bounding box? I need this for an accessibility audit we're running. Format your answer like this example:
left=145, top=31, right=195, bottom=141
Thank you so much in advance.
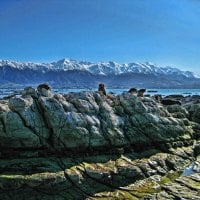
left=0, top=58, right=198, bottom=78
left=0, top=58, right=199, bottom=88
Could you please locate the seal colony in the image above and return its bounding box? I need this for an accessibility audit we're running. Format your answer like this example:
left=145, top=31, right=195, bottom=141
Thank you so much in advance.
left=0, top=83, right=200, bottom=199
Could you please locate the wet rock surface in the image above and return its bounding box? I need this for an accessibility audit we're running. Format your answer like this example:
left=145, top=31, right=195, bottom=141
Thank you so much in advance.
left=0, top=86, right=200, bottom=199
left=149, top=172, right=200, bottom=200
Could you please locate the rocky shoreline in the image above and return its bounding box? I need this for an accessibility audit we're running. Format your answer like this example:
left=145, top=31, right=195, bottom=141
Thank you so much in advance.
left=0, top=85, right=200, bottom=199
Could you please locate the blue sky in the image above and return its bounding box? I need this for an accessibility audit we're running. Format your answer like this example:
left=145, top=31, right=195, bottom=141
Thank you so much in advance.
left=0, top=0, right=200, bottom=73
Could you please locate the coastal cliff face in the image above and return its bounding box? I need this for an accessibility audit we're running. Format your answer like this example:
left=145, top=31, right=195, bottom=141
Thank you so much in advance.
left=0, top=86, right=200, bottom=199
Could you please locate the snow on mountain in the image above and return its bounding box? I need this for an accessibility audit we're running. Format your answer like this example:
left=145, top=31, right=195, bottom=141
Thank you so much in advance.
left=50, top=58, right=87, bottom=71
left=0, top=59, right=198, bottom=78
left=88, top=61, right=122, bottom=75
left=0, top=60, right=51, bottom=71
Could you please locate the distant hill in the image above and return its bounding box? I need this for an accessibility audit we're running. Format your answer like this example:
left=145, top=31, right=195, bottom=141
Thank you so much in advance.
left=0, top=59, right=200, bottom=88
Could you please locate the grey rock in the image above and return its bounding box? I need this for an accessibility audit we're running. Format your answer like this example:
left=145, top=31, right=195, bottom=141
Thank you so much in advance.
left=21, top=86, right=37, bottom=97
left=1, top=112, right=40, bottom=148
left=8, top=96, right=33, bottom=112
left=0, top=84, right=199, bottom=156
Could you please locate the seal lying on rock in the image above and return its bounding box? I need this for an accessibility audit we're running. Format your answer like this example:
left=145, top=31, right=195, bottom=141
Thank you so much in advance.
left=137, top=89, right=146, bottom=97
left=37, top=83, right=51, bottom=91
left=161, top=99, right=181, bottom=106
left=98, top=83, right=106, bottom=95
left=154, top=94, right=162, bottom=102
left=128, top=88, right=137, bottom=95
left=37, top=83, right=52, bottom=97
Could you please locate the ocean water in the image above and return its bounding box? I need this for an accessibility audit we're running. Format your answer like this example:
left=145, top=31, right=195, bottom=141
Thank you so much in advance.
left=55, top=88, right=200, bottom=96
left=1, top=88, right=200, bottom=99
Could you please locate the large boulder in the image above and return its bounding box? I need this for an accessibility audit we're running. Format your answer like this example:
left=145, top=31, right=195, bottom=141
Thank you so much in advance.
left=0, top=86, right=200, bottom=199
left=0, top=111, right=40, bottom=148
left=0, top=85, right=199, bottom=155
left=8, top=96, right=33, bottom=112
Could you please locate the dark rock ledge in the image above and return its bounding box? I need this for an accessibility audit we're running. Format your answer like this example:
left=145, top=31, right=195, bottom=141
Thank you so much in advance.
left=0, top=85, right=200, bottom=199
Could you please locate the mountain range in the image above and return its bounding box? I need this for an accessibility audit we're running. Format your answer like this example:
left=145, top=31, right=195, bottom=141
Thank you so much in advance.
left=0, top=58, right=200, bottom=88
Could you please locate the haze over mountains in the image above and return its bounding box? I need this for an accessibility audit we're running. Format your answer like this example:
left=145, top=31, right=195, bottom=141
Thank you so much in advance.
left=0, top=59, right=200, bottom=88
